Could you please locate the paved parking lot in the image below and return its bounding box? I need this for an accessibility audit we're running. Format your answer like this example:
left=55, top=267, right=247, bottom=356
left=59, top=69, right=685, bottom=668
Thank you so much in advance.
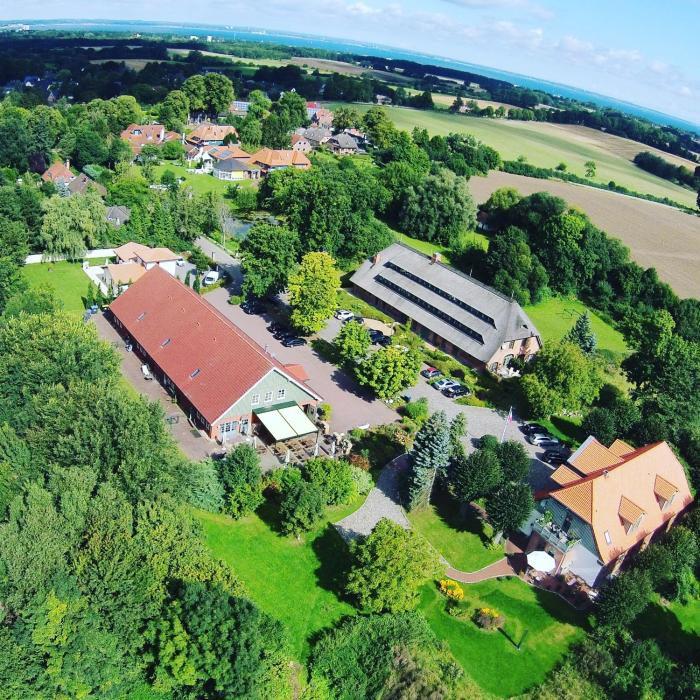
left=204, top=287, right=398, bottom=433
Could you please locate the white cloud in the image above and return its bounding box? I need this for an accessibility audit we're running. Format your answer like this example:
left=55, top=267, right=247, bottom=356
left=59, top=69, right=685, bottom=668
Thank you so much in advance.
left=438, top=0, right=554, bottom=20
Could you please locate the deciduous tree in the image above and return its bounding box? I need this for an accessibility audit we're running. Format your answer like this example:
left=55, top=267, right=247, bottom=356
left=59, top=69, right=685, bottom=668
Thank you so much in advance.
left=486, top=482, right=534, bottom=541
left=240, top=223, right=298, bottom=300
left=288, top=252, right=340, bottom=334
left=355, top=345, right=421, bottom=399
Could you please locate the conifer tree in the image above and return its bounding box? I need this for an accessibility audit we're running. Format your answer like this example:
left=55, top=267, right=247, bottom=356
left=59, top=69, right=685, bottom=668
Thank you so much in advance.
left=406, top=411, right=450, bottom=510
left=565, top=312, right=597, bottom=354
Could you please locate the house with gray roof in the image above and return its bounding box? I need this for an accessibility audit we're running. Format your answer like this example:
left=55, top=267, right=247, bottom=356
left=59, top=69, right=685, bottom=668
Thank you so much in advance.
left=327, top=133, right=360, bottom=155
left=212, top=158, right=260, bottom=181
left=350, top=243, right=542, bottom=372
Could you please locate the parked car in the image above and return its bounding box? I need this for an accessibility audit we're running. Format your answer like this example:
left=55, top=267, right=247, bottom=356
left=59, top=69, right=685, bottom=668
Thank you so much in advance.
left=543, top=447, right=568, bottom=459
left=530, top=435, right=561, bottom=448
left=352, top=316, right=365, bottom=325
left=268, top=321, right=285, bottom=334
left=421, top=367, right=442, bottom=379
left=527, top=432, right=551, bottom=445
left=335, top=309, right=354, bottom=322
left=433, top=378, right=459, bottom=391
left=282, top=337, right=307, bottom=348
left=241, top=299, right=263, bottom=315
left=176, top=258, right=185, bottom=267
left=443, top=385, right=470, bottom=399
left=522, top=423, right=548, bottom=435
left=273, top=328, right=294, bottom=340
left=543, top=452, right=568, bottom=465
left=202, top=270, right=220, bottom=286
left=375, top=334, right=392, bottom=347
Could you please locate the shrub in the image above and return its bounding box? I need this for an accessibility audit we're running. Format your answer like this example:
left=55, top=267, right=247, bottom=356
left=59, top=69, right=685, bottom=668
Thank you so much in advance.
left=279, top=480, right=324, bottom=536
left=264, top=466, right=302, bottom=500
left=228, top=294, right=243, bottom=305
left=349, top=465, right=373, bottom=496
left=301, top=457, right=355, bottom=506
left=348, top=451, right=371, bottom=472
left=216, top=445, right=264, bottom=519
left=403, top=398, right=429, bottom=424
left=438, top=579, right=464, bottom=602
left=181, top=458, right=225, bottom=512
left=318, top=402, right=333, bottom=421
left=473, top=607, right=504, bottom=630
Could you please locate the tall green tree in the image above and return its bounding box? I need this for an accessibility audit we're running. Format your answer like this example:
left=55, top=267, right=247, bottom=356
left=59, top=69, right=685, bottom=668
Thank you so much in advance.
left=288, top=252, right=340, bottom=334
left=216, top=445, right=263, bottom=519
left=240, top=223, right=299, bottom=300
left=355, top=345, right=421, bottom=399
left=449, top=448, right=503, bottom=504
left=565, top=312, right=597, bottom=354
left=334, top=320, right=371, bottom=364
left=486, top=482, right=534, bottom=542
left=345, top=519, right=439, bottom=612
left=278, top=480, right=324, bottom=536
left=406, top=411, right=450, bottom=510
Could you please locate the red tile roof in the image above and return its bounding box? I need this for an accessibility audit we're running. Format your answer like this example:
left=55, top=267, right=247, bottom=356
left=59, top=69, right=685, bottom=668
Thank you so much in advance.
left=109, top=267, right=319, bottom=424
left=42, top=162, right=74, bottom=183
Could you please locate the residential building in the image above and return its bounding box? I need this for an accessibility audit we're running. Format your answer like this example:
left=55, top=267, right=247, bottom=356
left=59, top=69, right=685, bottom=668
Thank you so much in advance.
left=120, top=123, right=177, bottom=155
left=103, top=262, right=146, bottom=292
left=326, top=133, right=360, bottom=155
left=350, top=243, right=542, bottom=371
left=521, top=437, right=693, bottom=587
left=108, top=267, right=321, bottom=441
left=42, top=161, right=74, bottom=186
left=113, top=242, right=182, bottom=276
left=41, top=161, right=106, bottom=197
left=301, top=126, right=332, bottom=148
left=106, top=205, right=131, bottom=227
left=291, top=134, right=313, bottom=153
left=306, top=101, right=321, bottom=119
left=250, top=148, right=311, bottom=174
left=185, top=145, right=214, bottom=170
left=67, top=174, right=107, bottom=197
left=230, top=100, right=250, bottom=114
left=186, top=123, right=238, bottom=147
left=312, top=108, right=334, bottom=128
left=212, top=158, right=261, bottom=181
left=207, top=144, right=251, bottom=162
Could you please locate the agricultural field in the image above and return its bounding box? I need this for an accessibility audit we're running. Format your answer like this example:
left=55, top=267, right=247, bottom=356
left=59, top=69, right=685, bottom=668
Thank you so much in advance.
left=166, top=48, right=288, bottom=67
left=327, top=103, right=697, bottom=207
left=469, top=170, right=700, bottom=299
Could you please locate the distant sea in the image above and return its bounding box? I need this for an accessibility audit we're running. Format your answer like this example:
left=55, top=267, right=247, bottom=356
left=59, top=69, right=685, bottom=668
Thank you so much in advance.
left=10, top=19, right=700, bottom=134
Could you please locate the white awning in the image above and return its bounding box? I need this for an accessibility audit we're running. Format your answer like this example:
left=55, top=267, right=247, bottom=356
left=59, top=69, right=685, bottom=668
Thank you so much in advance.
left=255, top=409, right=297, bottom=441
left=527, top=550, right=556, bottom=573
left=278, top=405, right=318, bottom=436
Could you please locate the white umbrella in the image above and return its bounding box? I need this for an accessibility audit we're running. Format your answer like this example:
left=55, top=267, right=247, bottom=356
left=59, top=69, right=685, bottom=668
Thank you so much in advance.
left=526, top=550, right=556, bottom=573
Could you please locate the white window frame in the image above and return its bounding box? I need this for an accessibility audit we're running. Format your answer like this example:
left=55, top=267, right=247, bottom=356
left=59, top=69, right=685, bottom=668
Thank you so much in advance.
left=277, top=388, right=286, bottom=400
left=251, top=393, right=260, bottom=406
left=264, top=391, right=273, bottom=403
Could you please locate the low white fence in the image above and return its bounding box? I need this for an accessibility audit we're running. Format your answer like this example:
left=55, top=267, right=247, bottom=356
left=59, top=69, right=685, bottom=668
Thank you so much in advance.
left=25, top=248, right=116, bottom=265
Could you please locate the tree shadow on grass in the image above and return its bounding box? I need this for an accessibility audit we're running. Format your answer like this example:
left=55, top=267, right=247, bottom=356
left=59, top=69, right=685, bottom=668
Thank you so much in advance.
left=632, top=601, right=700, bottom=663
left=431, top=491, right=492, bottom=548
left=255, top=498, right=285, bottom=535
left=311, top=522, right=352, bottom=600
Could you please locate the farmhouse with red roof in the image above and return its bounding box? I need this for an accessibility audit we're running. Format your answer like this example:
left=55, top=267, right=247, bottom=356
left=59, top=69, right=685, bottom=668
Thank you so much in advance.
left=108, top=267, right=321, bottom=442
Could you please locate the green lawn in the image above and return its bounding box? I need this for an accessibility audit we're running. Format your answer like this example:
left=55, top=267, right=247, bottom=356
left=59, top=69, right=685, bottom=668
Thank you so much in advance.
left=196, top=499, right=361, bottom=661
left=634, top=594, right=700, bottom=663
left=21, top=261, right=90, bottom=316
left=408, top=494, right=503, bottom=572
left=326, top=103, right=696, bottom=207
left=394, top=230, right=488, bottom=265
left=148, top=163, right=257, bottom=197
left=524, top=297, right=628, bottom=358
left=419, top=578, right=586, bottom=697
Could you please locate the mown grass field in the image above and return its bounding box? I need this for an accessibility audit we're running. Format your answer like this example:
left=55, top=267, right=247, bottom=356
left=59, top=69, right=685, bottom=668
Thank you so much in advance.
left=408, top=495, right=503, bottom=571
left=326, top=103, right=696, bottom=207
left=21, top=261, right=90, bottom=316
left=524, top=296, right=628, bottom=357
left=394, top=230, right=488, bottom=265
left=419, top=577, right=586, bottom=697
left=196, top=500, right=360, bottom=661
left=148, top=163, right=257, bottom=197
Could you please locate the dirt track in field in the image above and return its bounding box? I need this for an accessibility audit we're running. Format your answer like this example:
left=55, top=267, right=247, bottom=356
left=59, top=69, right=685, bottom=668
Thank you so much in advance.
left=469, top=171, right=700, bottom=299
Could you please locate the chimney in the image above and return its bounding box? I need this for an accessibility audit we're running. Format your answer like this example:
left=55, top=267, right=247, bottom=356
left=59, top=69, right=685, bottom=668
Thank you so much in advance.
left=431, top=252, right=441, bottom=265
left=371, top=253, right=380, bottom=267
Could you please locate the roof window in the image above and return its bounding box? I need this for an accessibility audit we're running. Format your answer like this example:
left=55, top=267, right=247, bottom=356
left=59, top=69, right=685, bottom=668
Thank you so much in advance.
left=603, top=530, right=612, bottom=545
left=190, top=368, right=201, bottom=378
left=161, top=338, right=171, bottom=347
left=137, top=312, right=146, bottom=321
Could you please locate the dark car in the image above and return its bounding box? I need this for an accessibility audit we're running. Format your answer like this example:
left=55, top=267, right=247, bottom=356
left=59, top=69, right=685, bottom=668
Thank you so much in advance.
left=370, top=330, right=391, bottom=345
left=522, top=422, right=548, bottom=435
left=282, top=337, right=307, bottom=347
left=375, top=334, right=392, bottom=347
left=543, top=452, right=568, bottom=466
left=268, top=321, right=285, bottom=334
left=443, top=385, right=470, bottom=399
left=273, top=330, right=294, bottom=341
left=241, top=300, right=262, bottom=315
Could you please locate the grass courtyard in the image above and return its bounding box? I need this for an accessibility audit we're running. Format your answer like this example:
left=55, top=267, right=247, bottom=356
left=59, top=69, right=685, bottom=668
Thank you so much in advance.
left=148, top=163, right=257, bottom=197
left=21, top=261, right=90, bottom=316
left=408, top=494, right=503, bottom=572
left=419, top=577, right=586, bottom=697
left=524, top=296, right=628, bottom=359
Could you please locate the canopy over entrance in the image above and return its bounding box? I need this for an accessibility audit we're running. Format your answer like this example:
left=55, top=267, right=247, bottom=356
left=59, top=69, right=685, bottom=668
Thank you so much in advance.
left=254, top=402, right=318, bottom=442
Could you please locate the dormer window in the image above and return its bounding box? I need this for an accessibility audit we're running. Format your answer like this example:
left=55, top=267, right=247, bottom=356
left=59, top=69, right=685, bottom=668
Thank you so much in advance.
left=654, top=475, right=678, bottom=511
left=618, top=496, right=645, bottom=535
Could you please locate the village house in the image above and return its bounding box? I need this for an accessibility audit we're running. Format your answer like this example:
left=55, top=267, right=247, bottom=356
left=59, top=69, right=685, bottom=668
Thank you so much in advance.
left=41, top=161, right=106, bottom=197
left=108, top=267, right=321, bottom=442
left=312, top=107, right=334, bottom=128
left=326, top=132, right=360, bottom=155
left=106, top=205, right=131, bottom=228
left=120, top=123, right=178, bottom=155
left=212, top=158, right=261, bottom=181
left=351, top=243, right=542, bottom=372
left=113, top=241, right=182, bottom=276
left=521, top=437, right=694, bottom=588
left=300, top=126, right=332, bottom=148
left=291, top=134, right=313, bottom=153
left=186, top=123, right=238, bottom=147
left=103, top=262, right=146, bottom=293
left=250, top=148, right=311, bottom=174
left=306, top=101, right=321, bottom=119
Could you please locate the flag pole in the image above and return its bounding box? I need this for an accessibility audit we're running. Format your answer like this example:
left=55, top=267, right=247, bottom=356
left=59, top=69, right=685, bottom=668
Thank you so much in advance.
left=500, top=406, right=512, bottom=443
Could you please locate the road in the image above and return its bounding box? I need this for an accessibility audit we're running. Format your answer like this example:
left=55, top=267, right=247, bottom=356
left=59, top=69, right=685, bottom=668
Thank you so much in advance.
left=196, top=236, right=243, bottom=292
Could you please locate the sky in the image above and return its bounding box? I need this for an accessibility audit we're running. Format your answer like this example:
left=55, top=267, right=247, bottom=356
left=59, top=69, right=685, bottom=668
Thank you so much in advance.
left=3, top=1, right=699, bottom=124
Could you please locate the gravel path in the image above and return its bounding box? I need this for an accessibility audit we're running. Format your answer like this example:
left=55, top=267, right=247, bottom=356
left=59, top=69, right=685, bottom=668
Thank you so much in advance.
left=335, top=454, right=411, bottom=541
